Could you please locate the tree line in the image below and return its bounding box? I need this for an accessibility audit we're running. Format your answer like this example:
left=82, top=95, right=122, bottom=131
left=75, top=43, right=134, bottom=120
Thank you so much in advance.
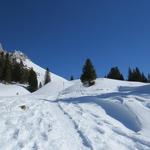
left=1, top=51, right=148, bottom=90
left=0, top=52, right=51, bottom=92
left=80, top=58, right=150, bottom=87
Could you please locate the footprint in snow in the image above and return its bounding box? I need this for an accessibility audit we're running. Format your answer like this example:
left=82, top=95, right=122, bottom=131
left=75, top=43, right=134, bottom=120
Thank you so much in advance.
left=94, top=127, right=105, bottom=134
left=41, top=132, right=48, bottom=141
left=95, top=120, right=103, bottom=126
left=12, top=129, right=19, bottom=139
left=18, top=141, right=24, bottom=148
left=32, top=142, right=38, bottom=150
left=48, top=124, right=52, bottom=132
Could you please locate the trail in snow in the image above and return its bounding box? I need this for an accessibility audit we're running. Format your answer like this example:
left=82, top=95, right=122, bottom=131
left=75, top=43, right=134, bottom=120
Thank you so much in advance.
left=57, top=102, right=93, bottom=150
left=59, top=100, right=150, bottom=150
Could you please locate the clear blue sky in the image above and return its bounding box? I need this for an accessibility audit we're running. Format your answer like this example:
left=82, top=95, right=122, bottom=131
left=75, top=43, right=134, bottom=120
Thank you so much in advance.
left=0, top=0, right=150, bottom=79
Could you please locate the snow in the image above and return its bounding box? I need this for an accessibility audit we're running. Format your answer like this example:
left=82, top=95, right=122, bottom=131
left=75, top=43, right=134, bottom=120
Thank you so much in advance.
left=12, top=50, right=67, bottom=85
left=0, top=75, right=150, bottom=149
left=59, top=78, right=145, bottom=99
left=34, top=79, right=71, bottom=99
left=0, top=83, right=30, bottom=97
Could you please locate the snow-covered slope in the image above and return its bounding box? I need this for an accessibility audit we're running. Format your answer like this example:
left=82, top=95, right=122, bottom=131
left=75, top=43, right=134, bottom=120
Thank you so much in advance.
left=35, top=78, right=71, bottom=99
left=12, top=51, right=67, bottom=84
left=0, top=83, right=30, bottom=97
left=59, top=78, right=146, bottom=99
left=0, top=78, right=150, bottom=150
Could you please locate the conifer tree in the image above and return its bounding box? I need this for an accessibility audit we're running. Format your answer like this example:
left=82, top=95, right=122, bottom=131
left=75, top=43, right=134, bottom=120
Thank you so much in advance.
left=141, top=72, right=147, bottom=83
left=133, top=67, right=142, bottom=81
left=128, top=67, right=133, bottom=81
left=21, top=68, right=29, bottom=84
left=128, top=67, right=147, bottom=82
left=44, top=68, right=51, bottom=85
left=28, top=68, right=38, bottom=92
left=148, top=74, right=150, bottom=83
left=80, top=58, right=97, bottom=86
left=106, top=67, right=124, bottom=80
left=3, top=53, right=12, bottom=83
left=12, top=59, right=23, bottom=83
left=70, top=75, right=74, bottom=81
left=4, top=63, right=11, bottom=83
left=0, top=51, right=5, bottom=81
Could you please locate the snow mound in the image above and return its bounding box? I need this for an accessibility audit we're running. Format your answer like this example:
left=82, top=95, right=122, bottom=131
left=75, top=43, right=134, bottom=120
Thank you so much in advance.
left=60, top=78, right=145, bottom=99
left=35, top=79, right=71, bottom=99
left=0, top=83, right=30, bottom=97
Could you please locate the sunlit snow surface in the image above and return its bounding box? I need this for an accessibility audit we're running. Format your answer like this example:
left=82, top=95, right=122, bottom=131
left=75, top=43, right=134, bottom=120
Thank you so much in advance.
left=0, top=78, right=150, bottom=150
left=0, top=83, right=30, bottom=97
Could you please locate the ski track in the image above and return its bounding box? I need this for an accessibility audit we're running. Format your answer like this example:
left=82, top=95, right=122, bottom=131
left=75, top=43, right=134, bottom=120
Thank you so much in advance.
left=58, top=100, right=150, bottom=150
left=57, top=102, right=93, bottom=150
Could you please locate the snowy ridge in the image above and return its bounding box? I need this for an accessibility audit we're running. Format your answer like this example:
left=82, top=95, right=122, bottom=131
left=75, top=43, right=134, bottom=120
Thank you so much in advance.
left=59, top=78, right=145, bottom=99
left=22, top=56, right=67, bottom=84
left=0, top=83, right=30, bottom=97
left=11, top=50, right=67, bottom=84
left=12, top=50, right=28, bottom=61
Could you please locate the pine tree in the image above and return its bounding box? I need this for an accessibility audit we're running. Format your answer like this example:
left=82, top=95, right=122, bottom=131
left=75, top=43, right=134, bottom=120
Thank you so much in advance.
left=70, top=75, right=74, bottom=81
left=148, top=74, right=150, bottom=83
left=128, top=67, right=147, bottom=82
left=128, top=67, right=133, bottom=81
left=44, top=68, right=51, bottom=85
left=134, top=67, right=142, bottom=81
left=12, top=59, right=23, bottom=83
left=21, top=68, right=30, bottom=84
left=80, top=58, right=97, bottom=86
left=28, top=68, right=38, bottom=92
left=4, top=63, right=11, bottom=83
left=106, top=67, right=124, bottom=80
left=3, top=53, right=12, bottom=83
left=141, top=72, right=147, bottom=83
left=0, top=51, right=5, bottom=81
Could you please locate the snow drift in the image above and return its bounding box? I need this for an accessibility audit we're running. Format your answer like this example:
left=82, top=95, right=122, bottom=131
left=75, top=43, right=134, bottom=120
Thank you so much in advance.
left=0, top=83, right=30, bottom=97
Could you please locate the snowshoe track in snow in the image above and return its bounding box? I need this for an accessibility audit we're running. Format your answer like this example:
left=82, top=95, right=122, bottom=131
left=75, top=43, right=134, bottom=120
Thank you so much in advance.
left=57, top=102, right=93, bottom=150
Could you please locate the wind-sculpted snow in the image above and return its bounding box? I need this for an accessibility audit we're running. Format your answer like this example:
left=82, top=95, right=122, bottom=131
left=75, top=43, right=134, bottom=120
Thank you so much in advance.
left=0, top=83, right=30, bottom=97
left=0, top=78, right=150, bottom=149
left=61, top=97, right=141, bottom=132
